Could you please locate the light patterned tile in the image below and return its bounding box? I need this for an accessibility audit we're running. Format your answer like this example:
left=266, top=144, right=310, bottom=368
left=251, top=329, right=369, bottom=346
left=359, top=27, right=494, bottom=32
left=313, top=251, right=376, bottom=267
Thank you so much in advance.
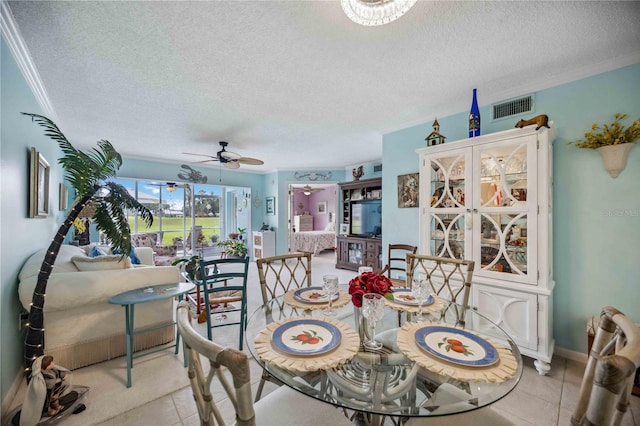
left=492, top=386, right=559, bottom=425
left=171, top=386, right=198, bottom=421
left=563, top=359, right=586, bottom=386
left=560, top=380, right=581, bottom=413
left=96, top=395, right=180, bottom=426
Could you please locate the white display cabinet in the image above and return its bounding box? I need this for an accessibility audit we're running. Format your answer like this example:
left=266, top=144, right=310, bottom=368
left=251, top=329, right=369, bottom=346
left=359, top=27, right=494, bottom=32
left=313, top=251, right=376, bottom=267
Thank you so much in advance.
left=416, top=123, right=556, bottom=375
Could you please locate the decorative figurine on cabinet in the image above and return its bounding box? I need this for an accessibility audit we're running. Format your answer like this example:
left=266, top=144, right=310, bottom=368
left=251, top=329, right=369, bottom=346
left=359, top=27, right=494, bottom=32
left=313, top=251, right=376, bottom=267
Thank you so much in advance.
left=352, top=165, right=364, bottom=181
left=515, top=114, right=550, bottom=130
left=425, top=118, right=447, bottom=146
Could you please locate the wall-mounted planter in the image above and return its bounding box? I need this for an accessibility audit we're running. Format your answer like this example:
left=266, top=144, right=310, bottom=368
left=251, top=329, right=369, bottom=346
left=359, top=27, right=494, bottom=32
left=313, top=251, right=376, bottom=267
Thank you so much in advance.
left=596, top=143, right=635, bottom=178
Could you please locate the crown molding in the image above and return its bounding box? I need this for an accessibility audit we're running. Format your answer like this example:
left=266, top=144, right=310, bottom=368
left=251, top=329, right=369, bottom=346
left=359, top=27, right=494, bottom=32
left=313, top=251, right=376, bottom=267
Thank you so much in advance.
left=1, top=1, right=57, bottom=120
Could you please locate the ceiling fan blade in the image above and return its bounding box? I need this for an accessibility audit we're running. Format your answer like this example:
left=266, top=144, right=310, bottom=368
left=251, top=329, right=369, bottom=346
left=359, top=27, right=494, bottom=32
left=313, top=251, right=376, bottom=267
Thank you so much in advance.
left=191, top=159, right=216, bottom=164
left=238, top=157, right=264, bottom=166
left=182, top=152, right=217, bottom=159
left=220, top=150, right=241, bottom=161
left=224, top=161, right=240, bottom=169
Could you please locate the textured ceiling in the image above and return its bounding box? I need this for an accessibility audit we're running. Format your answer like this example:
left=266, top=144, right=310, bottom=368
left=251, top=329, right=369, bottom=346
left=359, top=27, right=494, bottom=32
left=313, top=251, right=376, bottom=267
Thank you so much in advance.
left=7, top=1, right=640, bottom=173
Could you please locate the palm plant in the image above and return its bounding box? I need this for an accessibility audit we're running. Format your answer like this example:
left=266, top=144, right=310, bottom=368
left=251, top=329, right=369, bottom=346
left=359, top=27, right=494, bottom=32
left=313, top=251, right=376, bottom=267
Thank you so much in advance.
left=22, top=113, right=153, bottom=374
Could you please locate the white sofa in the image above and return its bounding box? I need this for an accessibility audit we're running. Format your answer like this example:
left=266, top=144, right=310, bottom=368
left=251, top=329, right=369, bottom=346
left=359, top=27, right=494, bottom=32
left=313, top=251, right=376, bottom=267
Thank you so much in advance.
left=18, top=244, right=180, bottom=370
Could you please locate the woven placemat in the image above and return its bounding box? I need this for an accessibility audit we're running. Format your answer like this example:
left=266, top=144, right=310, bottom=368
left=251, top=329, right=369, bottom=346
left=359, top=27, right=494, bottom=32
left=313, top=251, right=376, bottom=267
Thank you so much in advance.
left=384, top=294, right=448, bottom=314
left=396, top=321, right=518, bottom=383
left=254, top=316, right=360, bottom=373
left=284, top=289, right=351, bottom=311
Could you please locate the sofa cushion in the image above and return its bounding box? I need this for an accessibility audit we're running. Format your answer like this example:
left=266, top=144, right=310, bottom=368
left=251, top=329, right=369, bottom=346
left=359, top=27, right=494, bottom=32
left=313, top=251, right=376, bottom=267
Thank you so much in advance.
left=71, top=255, right=132, bottom=271
left=19, top=245, right=85, bottom=281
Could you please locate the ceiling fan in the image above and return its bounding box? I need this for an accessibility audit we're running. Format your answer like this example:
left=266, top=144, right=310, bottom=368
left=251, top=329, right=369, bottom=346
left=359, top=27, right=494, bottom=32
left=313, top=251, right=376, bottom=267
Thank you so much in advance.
left=295, top=185, right=325, bottom=196
left=183, top=141, right=264, bottom=169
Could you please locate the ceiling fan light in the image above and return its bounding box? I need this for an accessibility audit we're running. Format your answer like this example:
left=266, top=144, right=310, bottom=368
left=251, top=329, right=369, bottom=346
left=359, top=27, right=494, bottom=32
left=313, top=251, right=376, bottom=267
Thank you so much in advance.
left=341, top=0, right=416, bottom=26
left=166, top=182, right=177, bottom=192
left=224, top=161, right=240, bottom=169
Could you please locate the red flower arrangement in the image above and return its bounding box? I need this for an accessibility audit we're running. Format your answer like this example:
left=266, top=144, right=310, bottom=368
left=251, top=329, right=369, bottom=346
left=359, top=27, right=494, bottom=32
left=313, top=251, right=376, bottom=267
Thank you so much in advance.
left=348, top=272, right=394, bottom=308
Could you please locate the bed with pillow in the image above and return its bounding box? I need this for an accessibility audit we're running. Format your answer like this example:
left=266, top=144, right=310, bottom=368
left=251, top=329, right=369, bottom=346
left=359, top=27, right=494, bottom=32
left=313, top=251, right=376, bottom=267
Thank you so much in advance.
left=18, top=244, right=179, bottom=370
left=291, top=222, right=337, bottom=255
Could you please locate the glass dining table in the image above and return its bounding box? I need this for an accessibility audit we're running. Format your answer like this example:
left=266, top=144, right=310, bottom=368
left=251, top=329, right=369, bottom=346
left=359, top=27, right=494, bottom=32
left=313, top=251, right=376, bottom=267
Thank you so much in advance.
left=245, top=287, right=523, bottom=424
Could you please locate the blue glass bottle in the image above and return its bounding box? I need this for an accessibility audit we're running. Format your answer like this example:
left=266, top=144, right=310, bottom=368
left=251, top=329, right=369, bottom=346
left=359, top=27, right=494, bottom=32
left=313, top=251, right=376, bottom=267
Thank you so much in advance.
left=469, top=88, right=480, bottom=138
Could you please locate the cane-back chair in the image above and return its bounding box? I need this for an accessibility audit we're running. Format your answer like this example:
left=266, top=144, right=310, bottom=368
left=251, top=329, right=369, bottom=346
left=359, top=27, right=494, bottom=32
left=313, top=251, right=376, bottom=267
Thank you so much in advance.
left=176, top=302, right=353, bottom=426
left=254, top=252, right=312, bottom=401
left=406, top=254, right=475, bottom=325
left=572, top=306, right=640, bottom=426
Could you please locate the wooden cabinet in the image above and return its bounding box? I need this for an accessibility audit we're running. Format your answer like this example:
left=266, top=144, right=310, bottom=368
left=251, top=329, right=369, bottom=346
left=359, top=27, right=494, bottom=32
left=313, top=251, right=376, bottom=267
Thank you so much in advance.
left=416, top=123, right=556, bottom=375
left=335, top=177, right=383, bottom=271
left=293, top=215, right=313, bottom=232
left=252, top=231, right=275, bottom=260
left=336, top=236, right=382, bottom=272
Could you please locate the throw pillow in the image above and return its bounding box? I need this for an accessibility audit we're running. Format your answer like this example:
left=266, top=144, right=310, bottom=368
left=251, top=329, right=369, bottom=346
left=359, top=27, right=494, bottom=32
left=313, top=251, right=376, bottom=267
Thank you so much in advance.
left=71, top=255, right=131, bottom=271
left=325, top=222, right=336, bottom=232
left=112, top=247, right=142, bottom=265
left=89, top=246, right=107, bottom=257
left=130, top=233, right=158, bottom=248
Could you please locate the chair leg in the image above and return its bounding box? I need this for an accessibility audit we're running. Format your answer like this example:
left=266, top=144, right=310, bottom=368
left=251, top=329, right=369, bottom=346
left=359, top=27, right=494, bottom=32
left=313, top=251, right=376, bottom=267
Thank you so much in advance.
left=254, top=376, right=267, bottom=402
left=203, top=285, right=213, bottom=341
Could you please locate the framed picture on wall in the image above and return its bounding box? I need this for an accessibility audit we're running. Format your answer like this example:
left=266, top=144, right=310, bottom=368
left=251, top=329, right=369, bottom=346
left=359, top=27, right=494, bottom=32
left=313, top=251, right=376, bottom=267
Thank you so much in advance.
left=397, top=173, right=419, bottom=208
left=317, top=201, right=327, bottom=214
left=266, top=196, right=275, bottom=215
left=30, top=147, right=50, bottom=218
left=59, top=183, right=68, bottom=210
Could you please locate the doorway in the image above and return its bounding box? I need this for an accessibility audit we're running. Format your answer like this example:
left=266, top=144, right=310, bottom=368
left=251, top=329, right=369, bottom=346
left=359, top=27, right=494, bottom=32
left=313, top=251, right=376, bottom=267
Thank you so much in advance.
left=287, top=182, right=338, bottom=253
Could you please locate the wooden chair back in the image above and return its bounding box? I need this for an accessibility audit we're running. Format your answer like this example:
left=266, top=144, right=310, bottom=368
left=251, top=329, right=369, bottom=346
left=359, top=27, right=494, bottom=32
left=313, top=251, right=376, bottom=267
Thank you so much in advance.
left=176, top=301, right=257, bottom=425
left=572, top=306, right=640, bottom=426
left=381, top=244, right=417, bottom=287
left=198, top=256, right=250, bottom=349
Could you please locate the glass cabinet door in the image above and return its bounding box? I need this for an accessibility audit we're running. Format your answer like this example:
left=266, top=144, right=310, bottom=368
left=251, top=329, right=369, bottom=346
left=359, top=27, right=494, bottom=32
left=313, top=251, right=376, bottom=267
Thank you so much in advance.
left=472, top=135, right=537, bottom=284
left=426, top=149, right=470, bottom=260
left=348, top=242, right=363, bottom=264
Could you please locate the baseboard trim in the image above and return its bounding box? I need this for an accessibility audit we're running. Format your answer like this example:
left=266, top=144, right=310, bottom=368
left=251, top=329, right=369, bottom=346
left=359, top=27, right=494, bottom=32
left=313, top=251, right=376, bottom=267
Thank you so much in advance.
left=554, top=346, right=587, bottom=364
left=1, top=369, right=25, bottom=421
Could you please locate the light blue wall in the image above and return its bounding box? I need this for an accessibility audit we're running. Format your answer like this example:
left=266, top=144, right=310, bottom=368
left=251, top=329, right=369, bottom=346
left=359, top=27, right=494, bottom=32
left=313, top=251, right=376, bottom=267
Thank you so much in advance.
left=382, top=62, right=640, bottom=353
left=1, top=37, right=66, bottom=404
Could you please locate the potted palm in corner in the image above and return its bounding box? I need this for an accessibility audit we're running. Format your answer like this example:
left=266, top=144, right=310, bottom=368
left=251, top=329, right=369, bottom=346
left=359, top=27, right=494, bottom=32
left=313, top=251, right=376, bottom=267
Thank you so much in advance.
left=569, top=113, right=640, bottom=178
left=21, top=113, right=153, bottom=374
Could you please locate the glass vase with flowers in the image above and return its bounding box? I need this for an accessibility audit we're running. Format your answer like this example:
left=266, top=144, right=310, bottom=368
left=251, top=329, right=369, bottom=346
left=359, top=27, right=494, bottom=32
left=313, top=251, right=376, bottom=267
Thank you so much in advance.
left=348, top=272, right=394, bottom=345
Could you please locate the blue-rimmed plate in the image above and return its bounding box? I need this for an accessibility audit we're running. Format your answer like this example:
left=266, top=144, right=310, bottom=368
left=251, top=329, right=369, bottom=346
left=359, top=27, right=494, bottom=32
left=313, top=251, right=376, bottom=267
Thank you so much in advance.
left=293, top=287, right=339, bottom=304
left=272, top=319, right=342, bottom=356
left=392, top=289, right=434, bottom=306
left=414, top=326, right=499, bottom=367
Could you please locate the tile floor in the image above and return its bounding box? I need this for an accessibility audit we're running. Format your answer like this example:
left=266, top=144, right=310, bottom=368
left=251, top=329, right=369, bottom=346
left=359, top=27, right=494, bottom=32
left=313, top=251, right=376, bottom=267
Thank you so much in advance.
left=8, top=251, right=640, bottom=425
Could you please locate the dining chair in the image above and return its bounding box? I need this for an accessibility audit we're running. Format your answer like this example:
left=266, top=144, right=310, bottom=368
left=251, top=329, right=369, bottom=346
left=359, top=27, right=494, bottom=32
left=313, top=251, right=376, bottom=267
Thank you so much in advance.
left=406, top=254, right=475, bottom=326
left=198, top=256, right=249, bottom=350
left=175, top=301, right=353, bottom=426
left=572, top=306, right=640, bottom=426
left=381, top=244, right=418, bottom=287
left=381, top=244, right=417, bottom=326
left=254, top=252, right=312, bottom=401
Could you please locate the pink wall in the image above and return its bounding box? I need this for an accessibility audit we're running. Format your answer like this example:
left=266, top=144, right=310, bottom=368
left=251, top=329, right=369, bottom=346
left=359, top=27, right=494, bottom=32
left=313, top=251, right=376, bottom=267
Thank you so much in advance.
left=292, top=186, right=337, bottom=230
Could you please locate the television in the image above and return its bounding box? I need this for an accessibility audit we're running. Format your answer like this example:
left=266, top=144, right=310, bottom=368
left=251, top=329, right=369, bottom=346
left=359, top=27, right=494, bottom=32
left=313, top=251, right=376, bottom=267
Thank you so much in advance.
left=351, top=200, right=382, bottom=237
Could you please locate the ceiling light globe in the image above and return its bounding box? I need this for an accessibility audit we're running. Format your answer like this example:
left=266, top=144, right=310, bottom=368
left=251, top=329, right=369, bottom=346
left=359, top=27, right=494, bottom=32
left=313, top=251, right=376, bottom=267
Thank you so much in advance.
left=341, top=0, right=417, bottom=26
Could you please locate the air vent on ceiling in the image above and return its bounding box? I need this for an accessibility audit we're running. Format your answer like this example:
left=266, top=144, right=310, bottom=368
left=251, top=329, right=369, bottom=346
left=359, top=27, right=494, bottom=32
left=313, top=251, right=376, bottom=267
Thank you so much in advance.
left=492, top=94, right=534, bottom=121
left=373, top=164, right=382, bottom=172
